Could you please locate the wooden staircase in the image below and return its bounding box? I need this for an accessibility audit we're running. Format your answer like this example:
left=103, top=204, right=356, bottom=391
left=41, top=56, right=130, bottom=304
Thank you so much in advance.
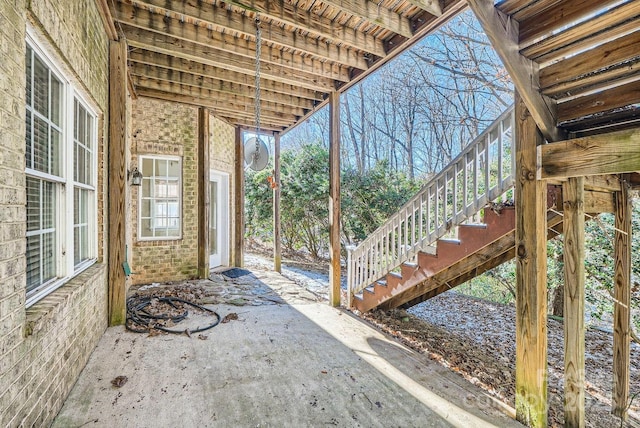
left=352, top=205, right=563, bottom=312
left=347, top=106, right=518, bottom=311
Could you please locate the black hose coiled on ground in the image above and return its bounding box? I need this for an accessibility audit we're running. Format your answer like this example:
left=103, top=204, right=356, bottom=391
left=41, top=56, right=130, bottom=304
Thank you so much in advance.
left=126, top=295, right=221, bottom=334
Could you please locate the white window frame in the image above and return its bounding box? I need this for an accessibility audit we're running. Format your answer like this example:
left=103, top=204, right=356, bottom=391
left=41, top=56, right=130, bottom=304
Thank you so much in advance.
left=25, top=27, right=98, bottom=307
left=71, top=96, right=98, bottom=271
left=138, top=155, right=183, bottom=241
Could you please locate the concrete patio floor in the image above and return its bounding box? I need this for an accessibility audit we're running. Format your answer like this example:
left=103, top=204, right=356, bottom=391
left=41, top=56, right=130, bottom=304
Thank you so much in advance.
left=53, top=266, right=522, bottom=428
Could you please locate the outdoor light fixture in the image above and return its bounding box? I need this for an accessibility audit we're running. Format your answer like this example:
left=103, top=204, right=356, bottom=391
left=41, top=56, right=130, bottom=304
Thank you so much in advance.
left=128, top=167, right=143, bottom=186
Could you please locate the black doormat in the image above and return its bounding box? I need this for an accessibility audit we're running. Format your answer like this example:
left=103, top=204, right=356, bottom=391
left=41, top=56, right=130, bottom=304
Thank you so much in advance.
left=219, top=268, right=253, bottom=279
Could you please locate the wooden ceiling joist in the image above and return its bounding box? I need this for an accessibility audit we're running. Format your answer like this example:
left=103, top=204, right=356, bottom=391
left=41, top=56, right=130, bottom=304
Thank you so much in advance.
left=135, top=87, right=300, bottom=123
left=557, top=79, right=640, bottom=124
left=110, top=0, right=466, bottom=131
left=132, top=76, right=311, bottom=117
left=222, top=0, right=388, bottom=56
left=218, top=115, right=284, bottom=132
left=520, top=1, right=640, bottom=64
left=129, top=64, right=318, bottom=109
left=315, top=0, right=414, bottom=38
left=128, top=50, right=326, bottom=102
left=125, top=37, right=341, bottom=92
left=123, top=0, right=372, bottom=70
left=114, top=0, right=637, bottom=136
left=539, top=30, right=640, bottom=95
left=114, top=10, right=351, bottom=83
left=518, top=0, right=621, bottom=46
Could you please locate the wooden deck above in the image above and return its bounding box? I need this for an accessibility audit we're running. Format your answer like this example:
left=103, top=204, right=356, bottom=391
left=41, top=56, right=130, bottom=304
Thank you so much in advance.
left=490, top=0, right=640, bottom=138
left=106, top=0, right=467, bottom=132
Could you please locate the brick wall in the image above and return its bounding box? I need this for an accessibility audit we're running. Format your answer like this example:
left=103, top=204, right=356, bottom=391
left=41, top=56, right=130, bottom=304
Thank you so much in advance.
left=130, top=98, right=200, bottom=284
left=210, top=115, right=235, bottom=174
left=0, top=1, right=109, bottom=426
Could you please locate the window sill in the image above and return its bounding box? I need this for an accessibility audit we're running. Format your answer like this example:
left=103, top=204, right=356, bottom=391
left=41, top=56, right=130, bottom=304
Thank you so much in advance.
left=24, top=263, right=106, bottom=337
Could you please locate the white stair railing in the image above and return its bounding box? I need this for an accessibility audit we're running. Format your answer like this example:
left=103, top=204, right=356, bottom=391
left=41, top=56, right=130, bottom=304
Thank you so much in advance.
left=347, top=106, right=515, bottom=306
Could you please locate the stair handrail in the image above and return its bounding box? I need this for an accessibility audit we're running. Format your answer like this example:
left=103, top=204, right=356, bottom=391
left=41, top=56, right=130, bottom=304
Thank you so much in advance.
left=347, top=105, right=515, bottom=307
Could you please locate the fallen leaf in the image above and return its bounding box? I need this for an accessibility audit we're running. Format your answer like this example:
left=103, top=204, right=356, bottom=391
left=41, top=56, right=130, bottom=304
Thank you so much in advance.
left=222, top=313, right=239, bottom=323
left=111, top=376, right=128, bottom=388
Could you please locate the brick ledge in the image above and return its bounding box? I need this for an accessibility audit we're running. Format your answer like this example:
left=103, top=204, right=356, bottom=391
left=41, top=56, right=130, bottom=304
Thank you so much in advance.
left=24, top=263, right=107, bottom=337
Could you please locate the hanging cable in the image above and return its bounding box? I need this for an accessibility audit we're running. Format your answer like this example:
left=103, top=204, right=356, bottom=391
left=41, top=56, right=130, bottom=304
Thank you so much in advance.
left=254, top=17, right=262, bottom=166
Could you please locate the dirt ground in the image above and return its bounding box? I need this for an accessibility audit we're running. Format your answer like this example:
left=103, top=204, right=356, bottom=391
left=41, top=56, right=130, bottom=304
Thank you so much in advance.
left=244, top=249, right=640, bottom=427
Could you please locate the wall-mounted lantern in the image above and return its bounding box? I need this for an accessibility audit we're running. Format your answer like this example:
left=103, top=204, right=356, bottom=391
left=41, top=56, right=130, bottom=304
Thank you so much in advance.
left=128, top=167, right=143, bottom=186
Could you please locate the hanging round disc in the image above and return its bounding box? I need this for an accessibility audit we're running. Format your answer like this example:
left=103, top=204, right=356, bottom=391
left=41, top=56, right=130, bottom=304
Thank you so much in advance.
left=244, top=137, right=269, bottom=171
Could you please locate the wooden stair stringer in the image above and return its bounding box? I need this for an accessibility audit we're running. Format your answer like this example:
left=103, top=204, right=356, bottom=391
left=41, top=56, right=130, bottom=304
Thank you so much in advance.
left=353, top=209, right=563, bottom=312
left=381, top=211, right=564, bottom=310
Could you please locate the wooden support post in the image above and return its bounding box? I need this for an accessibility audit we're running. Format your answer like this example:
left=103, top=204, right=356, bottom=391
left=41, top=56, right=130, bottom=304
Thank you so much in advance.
left=514, top=92, right=548, bottom=427
left=197, top=108, right=210, bottom=278
left=233, top=127, right=244, bottom=267
left=273, top=132, right=282, bottom=273
left=563, top=176, right=585, bottom=427
left=329, top=91, right=341, bottom=307
left=612, top=175, right=631, bottom=419
left=108, top=40, right=128, bottom=326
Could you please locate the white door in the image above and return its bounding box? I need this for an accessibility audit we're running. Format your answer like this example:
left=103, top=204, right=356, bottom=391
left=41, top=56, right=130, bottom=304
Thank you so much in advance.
left=209, top=171, right=229, bottom=268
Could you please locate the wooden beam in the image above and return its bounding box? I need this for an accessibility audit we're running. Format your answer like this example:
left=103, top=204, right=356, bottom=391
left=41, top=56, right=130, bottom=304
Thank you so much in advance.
left=318, top=0, right=413, bottom=38
left=329, top=91, right=341, bottom=307
left=96, top=0, right=118, bottom=40
left=612, top=176, right=631, bottom=419
left=129, top=0, right=371, bottom=70
left=538, top=127, right=640, bottom=180
left=128, top=50, right=325, bottom=102
left=584, top=175, right=622, bottom=193
left=273, top=132, right=281, bottom=273
left=514, top=92, right=548, bottom=428
left=556, top=189, right=615, bottom=214
left=224, top=0, right=387, bottom=57
left=197, top=108, right=210, bottom=278
left=123, top=27, right=344, bottom=91
left=562, top=176, right=585, bottom=428
left=403, top=0, right=443, bottom=17
left=583, top=190, right=614, bottom=214
left=233, top=127, right=244, bottom=267
left=108, top=40, right=128, bottom=326
left=131, top=75, right=310, bottom=117
left=466, top=0, right=564, bottom=142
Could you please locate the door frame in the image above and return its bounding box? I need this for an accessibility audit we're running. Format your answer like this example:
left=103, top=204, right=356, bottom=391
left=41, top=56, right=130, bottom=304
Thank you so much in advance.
left=209, top=170, right=230, bottom=268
